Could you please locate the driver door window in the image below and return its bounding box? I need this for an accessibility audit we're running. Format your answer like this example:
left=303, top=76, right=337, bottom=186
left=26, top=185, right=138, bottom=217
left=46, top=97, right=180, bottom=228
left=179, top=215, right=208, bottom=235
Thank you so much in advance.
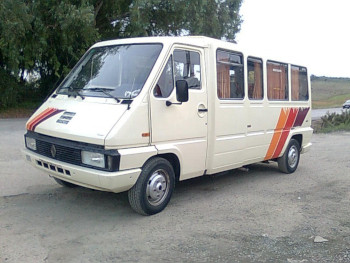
left=153, top=49, right=201, bottom=98
left=173, top=50, right=201, bottom=89
left=154, top=56, right=174, bottom=98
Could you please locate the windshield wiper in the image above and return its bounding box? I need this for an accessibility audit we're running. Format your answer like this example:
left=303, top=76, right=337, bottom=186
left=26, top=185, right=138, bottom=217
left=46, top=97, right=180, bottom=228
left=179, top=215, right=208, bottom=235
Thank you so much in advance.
left=85, top=88, right=120, bottom=103
left=65, top=87, right=85, bottom=100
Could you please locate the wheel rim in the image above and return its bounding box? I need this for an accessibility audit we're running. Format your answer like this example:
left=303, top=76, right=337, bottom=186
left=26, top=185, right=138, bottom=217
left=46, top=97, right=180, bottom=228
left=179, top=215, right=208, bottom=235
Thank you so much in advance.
left=146, top=169, right=170, bottom=206
left=288, top=145, right=299, bottom=169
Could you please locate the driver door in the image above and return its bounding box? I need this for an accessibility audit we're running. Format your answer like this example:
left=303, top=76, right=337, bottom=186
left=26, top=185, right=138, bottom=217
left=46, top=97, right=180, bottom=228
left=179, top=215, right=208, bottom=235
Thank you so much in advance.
left=150, top=47, right=208, bottom=180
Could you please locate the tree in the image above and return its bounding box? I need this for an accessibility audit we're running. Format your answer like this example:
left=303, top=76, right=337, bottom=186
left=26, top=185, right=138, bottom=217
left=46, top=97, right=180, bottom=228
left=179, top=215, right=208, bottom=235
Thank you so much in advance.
left=0, top=0, right=99, bottom=96
left=99, top=0, right=242, bottom=40
left=0, top=0, right=242, bottom=106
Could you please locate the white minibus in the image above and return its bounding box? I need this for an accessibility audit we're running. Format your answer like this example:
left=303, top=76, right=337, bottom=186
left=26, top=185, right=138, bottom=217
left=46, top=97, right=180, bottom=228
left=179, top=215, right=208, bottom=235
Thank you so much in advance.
left=23, top=36, right=313, bottom=215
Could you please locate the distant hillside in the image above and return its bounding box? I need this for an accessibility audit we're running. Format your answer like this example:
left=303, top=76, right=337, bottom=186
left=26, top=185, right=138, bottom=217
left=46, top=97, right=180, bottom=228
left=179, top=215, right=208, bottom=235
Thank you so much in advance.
left=311, top=76, right=350, bottom=109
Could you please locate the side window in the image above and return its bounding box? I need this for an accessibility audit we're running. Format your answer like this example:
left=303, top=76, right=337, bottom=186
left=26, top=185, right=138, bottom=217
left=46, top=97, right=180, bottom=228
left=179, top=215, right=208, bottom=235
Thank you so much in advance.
left=267, top=60, right=289, bottom=100
left=217, top=50, right=244, bottom=99
left=154, top=56, right=174, bottom=98
left=173, top=50, right=201, bottom=89
left=247, top=57, right=263, bottom=100
left=291, top=65, right=309, bottom=101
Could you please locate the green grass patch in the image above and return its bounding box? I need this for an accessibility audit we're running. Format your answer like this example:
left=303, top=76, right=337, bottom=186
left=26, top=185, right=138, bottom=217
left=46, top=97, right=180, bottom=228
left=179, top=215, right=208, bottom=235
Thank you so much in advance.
left=312, top=93, right=350, bottom=109
left=314, top=110, right=350, bottom=133
left=311, top=76, right=350, bottom=109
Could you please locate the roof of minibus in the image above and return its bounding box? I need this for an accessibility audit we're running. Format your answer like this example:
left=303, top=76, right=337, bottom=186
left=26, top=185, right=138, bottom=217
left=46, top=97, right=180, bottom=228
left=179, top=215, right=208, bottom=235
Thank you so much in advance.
left=92, top=36, right=220, bottom=49
left=91, top=36, right=307, bottom=68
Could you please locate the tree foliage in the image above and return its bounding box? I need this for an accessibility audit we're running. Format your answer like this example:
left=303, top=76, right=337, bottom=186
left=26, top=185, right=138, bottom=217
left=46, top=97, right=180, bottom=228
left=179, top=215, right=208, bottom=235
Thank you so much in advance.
left=0, top=0, right=242, bottom=107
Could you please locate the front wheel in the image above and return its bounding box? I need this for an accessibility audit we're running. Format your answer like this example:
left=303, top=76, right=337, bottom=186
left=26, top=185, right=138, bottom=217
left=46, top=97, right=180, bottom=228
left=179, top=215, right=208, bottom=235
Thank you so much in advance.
left=278, top=139, right=300, bottom=174
left=128, top=157, right=175, bottom=215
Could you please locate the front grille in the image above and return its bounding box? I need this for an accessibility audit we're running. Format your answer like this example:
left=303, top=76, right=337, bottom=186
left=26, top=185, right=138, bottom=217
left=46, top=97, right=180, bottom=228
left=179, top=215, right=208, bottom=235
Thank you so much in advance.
left=25, top=131, right=120, bottom=172
left=36, top=140, right=81, bottom=165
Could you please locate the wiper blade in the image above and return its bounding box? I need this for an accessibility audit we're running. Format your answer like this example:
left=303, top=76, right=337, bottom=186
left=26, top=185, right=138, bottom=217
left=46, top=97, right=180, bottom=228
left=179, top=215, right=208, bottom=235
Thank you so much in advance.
left=65, top=87, right=85, bottom=100
left=85, top=88, right=120, bottom=103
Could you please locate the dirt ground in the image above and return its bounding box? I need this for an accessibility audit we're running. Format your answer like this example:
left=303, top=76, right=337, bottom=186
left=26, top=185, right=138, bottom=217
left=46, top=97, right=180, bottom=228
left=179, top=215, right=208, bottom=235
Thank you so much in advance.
left=0, top=119, right=350, bottom=263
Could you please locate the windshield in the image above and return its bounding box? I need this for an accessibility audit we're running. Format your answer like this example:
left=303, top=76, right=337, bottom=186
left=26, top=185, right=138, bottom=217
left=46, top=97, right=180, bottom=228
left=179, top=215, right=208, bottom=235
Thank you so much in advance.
left=57, top=44, right=163, bottom=99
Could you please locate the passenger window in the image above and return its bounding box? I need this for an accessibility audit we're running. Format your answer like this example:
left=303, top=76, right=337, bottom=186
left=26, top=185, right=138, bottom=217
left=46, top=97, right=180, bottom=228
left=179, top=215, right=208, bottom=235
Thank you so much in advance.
left=154, top=56, right=174, bottom=98
left=173, top=50, right=201, bottom=89
left=247, top=57, right=263, bottom=100
left=217, top=50, right=244, bottom=99
left=267, top=61, right=288, bottom=100
left=291, top=65, right=309, bottom=101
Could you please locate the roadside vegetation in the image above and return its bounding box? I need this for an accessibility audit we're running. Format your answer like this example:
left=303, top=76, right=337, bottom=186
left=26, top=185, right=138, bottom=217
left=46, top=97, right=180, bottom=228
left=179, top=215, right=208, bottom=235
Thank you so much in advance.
left=313, top=110, right=350, bottom=133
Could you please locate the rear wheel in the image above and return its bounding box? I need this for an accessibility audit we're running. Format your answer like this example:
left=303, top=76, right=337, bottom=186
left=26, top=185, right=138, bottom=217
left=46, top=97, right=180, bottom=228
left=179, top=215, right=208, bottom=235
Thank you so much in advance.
left=128, top=157, right=175, bottom=215
left=53, top=177, right=77, bottom=188
left=278, top=139, right=300, bottom=174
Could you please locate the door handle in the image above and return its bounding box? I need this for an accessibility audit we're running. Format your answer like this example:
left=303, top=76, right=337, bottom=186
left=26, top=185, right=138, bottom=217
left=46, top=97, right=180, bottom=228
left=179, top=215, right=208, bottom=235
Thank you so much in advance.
left=198, top=108, right=208, bottom=112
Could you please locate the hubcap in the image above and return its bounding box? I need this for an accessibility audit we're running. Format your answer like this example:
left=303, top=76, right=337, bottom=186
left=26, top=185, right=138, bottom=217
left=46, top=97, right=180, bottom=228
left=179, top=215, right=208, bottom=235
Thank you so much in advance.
left=288, top=145, right=298, bottom=168
left=146, top=169, right=170, bottom=206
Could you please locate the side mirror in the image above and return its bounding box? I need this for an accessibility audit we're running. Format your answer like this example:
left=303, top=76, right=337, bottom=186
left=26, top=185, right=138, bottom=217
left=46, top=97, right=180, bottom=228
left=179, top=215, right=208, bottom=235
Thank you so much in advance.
left=176, top=80, right=189, bottom=103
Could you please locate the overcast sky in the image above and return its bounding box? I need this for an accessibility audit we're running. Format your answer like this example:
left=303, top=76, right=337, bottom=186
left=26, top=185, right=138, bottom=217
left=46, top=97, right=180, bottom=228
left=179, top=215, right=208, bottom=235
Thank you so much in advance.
left=236, top=0, right=350, bottom=77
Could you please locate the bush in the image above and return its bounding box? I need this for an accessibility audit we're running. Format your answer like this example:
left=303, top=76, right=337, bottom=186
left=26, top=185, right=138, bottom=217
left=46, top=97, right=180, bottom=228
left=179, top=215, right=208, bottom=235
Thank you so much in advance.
left=318, top=111, right=350, bottom=133
left=0, top=69, right=43, bottom=112
left=0, top=69, right=21, bottom=109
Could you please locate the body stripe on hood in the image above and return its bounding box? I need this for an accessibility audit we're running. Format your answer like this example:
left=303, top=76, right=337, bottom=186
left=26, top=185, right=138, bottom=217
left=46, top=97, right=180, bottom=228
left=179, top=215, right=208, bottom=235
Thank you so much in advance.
left=27, top=108, right=64, bottom=131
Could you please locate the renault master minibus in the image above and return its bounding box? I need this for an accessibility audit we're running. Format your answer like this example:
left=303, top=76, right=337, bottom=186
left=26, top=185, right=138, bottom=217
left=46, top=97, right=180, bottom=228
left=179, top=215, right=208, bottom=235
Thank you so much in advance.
left=23, top=36, right=312, bottom=215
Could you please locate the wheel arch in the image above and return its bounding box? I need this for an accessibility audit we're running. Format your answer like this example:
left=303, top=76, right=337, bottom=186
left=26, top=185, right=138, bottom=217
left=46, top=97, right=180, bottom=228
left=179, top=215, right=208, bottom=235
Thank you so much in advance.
left=291, top=134, right=302, bottom=150
left=144, top=153, right=181, bottom=182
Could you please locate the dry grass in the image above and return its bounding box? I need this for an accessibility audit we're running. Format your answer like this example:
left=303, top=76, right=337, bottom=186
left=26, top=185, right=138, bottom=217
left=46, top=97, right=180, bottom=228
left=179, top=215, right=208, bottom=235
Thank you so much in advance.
left=312, top=93, right=350, bottom=109
left=311, top=77, right=350, bottom=109
left=0, top=107, right=36, bottom=119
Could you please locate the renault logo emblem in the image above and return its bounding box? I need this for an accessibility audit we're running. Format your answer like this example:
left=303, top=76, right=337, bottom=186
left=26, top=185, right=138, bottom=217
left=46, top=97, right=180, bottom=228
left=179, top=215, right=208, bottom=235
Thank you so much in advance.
left=50, top=145, right=57, bottom=158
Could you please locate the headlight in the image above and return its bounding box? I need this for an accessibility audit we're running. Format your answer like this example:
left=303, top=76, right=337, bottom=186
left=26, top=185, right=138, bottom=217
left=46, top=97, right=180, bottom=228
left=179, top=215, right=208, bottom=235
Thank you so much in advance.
left=81, top=151, right=105, bottom=168
left=25, top=137, right=37, bottom=151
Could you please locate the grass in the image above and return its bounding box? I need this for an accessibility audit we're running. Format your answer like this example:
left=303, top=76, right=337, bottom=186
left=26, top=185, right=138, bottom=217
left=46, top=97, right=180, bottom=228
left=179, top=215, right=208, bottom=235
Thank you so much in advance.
left=312, top=93, right=350, bottom=109
left=318, top=122, right=350, bottom=133
left=311, top=76, right=350, bottom=109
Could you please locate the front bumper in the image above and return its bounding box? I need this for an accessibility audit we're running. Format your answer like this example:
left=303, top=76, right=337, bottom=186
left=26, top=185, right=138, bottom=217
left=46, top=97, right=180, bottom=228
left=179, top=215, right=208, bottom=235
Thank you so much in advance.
left=22, top=148, right=140, bottom=193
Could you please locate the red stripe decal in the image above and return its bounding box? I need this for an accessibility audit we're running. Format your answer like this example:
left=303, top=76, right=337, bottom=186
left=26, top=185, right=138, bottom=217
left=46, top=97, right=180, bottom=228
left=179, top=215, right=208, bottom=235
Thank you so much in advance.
left=31, top=109, right=64, bottom=131
left=28, top=108, right=56, bottom=131
left=27, top=108, right=55, bottom=131
left=27, top=108, right=63, bottom=131
left=264, top=108, right=290, bottom=160
left=272, top=108, right=299, bottom=158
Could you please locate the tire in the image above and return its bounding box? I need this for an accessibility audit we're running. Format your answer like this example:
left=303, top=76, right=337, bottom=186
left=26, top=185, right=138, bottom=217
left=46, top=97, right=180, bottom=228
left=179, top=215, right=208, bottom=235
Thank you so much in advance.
left=277, top=139, right=300, bottom=174
left=128, top=157, right=175, bottom=215
left=53, top=177, right=78, bottom=188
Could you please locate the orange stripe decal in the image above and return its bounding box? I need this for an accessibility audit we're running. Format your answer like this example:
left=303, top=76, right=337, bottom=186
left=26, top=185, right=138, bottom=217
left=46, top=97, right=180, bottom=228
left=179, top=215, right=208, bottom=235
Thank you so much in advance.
left=264, top=108, right=290, bottom=160
left=272, top=108, right=299, bottom=159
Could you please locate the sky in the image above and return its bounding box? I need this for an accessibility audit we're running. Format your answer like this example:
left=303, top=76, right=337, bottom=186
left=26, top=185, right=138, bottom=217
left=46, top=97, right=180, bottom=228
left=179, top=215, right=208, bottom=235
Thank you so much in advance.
left=236, top=0, right=350, bottom=77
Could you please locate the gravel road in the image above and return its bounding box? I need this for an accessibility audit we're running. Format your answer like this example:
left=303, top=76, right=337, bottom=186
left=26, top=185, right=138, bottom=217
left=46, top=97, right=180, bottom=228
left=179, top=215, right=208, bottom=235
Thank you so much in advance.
left=1, top=119, right=350, bottom=262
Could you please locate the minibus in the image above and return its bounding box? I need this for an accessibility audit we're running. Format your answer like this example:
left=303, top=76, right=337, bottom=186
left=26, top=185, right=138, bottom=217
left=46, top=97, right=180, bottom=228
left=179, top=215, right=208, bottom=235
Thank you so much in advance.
left=23, top=36, right=313, bottom=215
